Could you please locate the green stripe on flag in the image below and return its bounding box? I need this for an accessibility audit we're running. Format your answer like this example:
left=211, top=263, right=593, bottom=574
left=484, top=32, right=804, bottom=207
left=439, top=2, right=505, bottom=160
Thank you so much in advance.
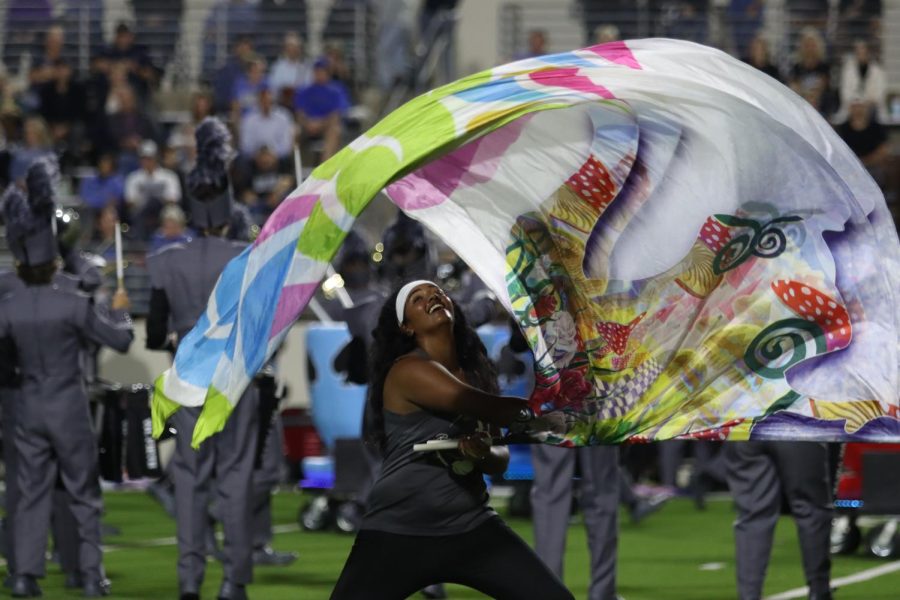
left=191, top=386, right=234, bottom=448
left=296, top=203, right=346, bottom=260
left=151, top=376, right=182, bottom=438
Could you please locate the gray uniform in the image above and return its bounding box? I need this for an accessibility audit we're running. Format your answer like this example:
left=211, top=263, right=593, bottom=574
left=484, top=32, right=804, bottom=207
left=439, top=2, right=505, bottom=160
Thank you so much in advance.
left=0, top=269, right=98, bottom=577
left=0, top=281, right=133, bottom=584
left=147, top=237, right=259, bottom=593
left=251, top=413, right=283, bottom=550
left=531, top=445, right=620, bottom=600
left=0, top=271, right=23, bottom=572
left=725, top=442, right=833, bottom=600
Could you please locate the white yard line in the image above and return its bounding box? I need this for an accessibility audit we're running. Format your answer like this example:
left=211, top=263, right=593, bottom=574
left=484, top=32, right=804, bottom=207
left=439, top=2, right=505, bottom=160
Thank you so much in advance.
left=103, top=523, right=302, bottom=551
left=0, top=523, right=303, bottom=566
left=764, top=560, right=900, bottom=600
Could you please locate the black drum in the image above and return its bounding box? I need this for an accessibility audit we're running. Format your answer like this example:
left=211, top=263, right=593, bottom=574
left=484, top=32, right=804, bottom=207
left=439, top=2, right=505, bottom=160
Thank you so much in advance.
left=97, top=383, right=124, bottom=483
left=98, top=384, right=162, bottom=482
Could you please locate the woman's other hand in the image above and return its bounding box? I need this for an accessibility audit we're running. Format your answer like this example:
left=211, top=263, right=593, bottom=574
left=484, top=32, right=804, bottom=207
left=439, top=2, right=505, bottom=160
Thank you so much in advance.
left=458, top=431, right=492, bottom=461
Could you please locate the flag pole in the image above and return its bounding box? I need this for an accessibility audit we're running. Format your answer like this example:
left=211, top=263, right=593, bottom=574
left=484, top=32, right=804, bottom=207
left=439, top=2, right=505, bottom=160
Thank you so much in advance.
left=293, top=144, right=303, bottom=186
left=114, top=221, right=124, bottom=292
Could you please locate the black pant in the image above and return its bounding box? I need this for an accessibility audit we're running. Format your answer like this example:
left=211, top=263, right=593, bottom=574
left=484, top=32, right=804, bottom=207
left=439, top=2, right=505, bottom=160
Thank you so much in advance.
left=725, top=442, right=832, bottom=600
left=331, top=517, right=574, bottom=600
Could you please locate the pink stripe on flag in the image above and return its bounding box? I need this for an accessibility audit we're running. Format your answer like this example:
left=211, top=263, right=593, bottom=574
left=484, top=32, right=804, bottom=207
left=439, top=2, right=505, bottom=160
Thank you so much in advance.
left=528, top=67, right=614, bottom=99
left=585, top=41, right=642, bottom=70
left=388, top=114, right=532, bottom=211
left=387, top=175, right=446, bottom=211
left=269, top=282, right=318, bottom=338
left=255, top=194, right=318, bottom=246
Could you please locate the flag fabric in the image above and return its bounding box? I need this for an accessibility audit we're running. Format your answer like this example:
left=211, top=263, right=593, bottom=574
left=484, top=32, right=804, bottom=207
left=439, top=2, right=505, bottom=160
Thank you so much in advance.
left=153, top=39, right=900, bottom=448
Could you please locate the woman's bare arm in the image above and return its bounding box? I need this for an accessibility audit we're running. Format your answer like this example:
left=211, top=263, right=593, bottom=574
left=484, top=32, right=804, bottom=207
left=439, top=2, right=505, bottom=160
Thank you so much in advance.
left=386, top=356, right=527, bottom=427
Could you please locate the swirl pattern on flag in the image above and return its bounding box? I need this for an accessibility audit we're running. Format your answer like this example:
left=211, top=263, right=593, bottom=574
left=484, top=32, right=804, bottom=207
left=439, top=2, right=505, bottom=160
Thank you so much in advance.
left=152, top=39, right=900, bottom=448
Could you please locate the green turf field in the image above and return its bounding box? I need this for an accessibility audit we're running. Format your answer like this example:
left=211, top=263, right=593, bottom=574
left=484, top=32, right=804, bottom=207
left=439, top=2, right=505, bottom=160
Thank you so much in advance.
left=19, top=491, right=900, bottom=599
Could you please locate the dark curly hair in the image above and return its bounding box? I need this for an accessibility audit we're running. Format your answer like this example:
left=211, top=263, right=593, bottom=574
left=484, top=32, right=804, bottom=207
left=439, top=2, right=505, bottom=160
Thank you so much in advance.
left=16, top=260, right=58, bottom=285
left=363, top=285, right=499, bottom=451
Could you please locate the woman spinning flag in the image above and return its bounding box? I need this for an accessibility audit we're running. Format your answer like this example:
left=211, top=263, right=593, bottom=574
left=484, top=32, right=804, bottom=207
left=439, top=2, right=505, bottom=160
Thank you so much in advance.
left=330, top=280, right=572, bottom=600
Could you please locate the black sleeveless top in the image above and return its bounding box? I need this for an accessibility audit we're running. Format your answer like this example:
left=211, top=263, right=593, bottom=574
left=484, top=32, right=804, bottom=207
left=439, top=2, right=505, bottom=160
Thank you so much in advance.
left=361, top=358, right=497, bottom=535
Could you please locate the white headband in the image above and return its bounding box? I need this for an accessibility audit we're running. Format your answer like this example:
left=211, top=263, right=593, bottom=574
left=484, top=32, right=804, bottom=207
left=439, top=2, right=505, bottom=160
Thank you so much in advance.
left=396, top=280, right=438, bottom=325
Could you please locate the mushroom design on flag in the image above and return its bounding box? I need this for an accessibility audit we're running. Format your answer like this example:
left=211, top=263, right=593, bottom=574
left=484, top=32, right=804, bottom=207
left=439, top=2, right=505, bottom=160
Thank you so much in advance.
left=564, top=154, right=617, bottom=212
left=771, top=280, right=852, bottom=351
left=596, top=313, right=646, bottom=355
left=676, top=216, right=733, bottom=298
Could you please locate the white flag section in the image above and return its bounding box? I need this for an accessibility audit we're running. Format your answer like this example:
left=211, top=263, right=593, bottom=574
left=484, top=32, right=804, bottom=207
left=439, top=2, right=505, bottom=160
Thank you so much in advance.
left=152, top=39, right=900, bottom=448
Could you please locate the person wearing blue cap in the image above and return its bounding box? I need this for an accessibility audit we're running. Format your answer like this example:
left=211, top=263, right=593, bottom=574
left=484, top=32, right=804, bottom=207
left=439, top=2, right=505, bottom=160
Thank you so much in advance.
left=293, top=57, right=350, bottom=163
left=0, top=158, right=133, bottom=598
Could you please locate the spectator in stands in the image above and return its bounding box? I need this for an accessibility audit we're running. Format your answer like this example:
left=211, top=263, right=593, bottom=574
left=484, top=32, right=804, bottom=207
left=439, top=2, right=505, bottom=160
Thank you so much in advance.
left=258, top=0, right=310, bottom=61
left=238, top=145, right=294, bottom=225
left=219, top=0, right=260, bottom=47
left=323, top=41, right=353, bottom=91
left=240, top=85, right=295, bottom=162
left=8, top=116, right=53, bottom=183
left=99, top=22, right=157, bottom=102
left=743, top=34, right=783, bottom=83
left=516, top=29, right=548, bottom=60
left=294, top=58, right=349, bottom=163
left=124, top=140, right=182, bottom=239
left=190, top=90, right=215, bottom=125
left=104, top=86, right=159, bottom=171
left=579, top=0, right=637, bottom=44
left=727, top=0, right=764, bottom=59
left=28, top=25, right=66, bottom=90
left=838, top=96, right=890, bottom=187
left=166, top=91, right=213, bottom=176
left=104, top=62, right=138, bottom=114
left=788, top=27, right=834, bottom=116
left=212, top=36, right=255, bottom=114
left=79, top=153, right=125, bottom=212
left=82, top=55, right=112, bottom=159
left=269, top=32, right=313, bottom=108
left=4, top=0, right=53, bottom=69
left=232, top=56, right=269, bottom=120
left=36, top=59, right=84, bottom=146
left=0, top=66, right=19, bottom=188
left=836, top=39, right=888, bottom=123
left=88, top=203, right=119, bottom=262
left=160, top=144, right=189, bottom=203
left=149, top=204, right=194, bottom=252
left=0, top=63, right=20, bottom=116
left=593, top=25, right=620, bottom=45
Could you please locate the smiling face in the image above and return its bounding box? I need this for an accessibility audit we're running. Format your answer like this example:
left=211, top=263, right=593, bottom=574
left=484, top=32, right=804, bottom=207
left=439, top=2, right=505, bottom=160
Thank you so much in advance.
left=400, top=283, right=454, bottom=336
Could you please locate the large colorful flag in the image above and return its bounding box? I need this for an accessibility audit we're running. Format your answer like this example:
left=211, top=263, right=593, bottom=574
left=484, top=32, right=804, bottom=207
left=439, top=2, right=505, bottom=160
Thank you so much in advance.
left=152, top=39, right=900, bottom=448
